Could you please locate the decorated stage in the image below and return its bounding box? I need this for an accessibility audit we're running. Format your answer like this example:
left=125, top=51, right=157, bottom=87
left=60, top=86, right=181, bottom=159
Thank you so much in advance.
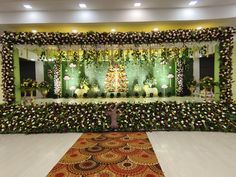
left=0, top=27, right=236, bottom=134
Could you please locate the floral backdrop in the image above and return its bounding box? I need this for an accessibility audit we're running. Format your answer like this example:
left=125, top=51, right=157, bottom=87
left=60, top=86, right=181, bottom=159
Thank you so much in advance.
left=0, top=27, right=235, bottom=103
left=0, top=102, right=236, bottom=133
left=0, top=27, right=236, bottom=133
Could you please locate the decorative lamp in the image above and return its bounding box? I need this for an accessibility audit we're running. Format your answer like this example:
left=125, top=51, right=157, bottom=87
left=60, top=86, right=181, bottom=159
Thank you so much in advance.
left=69, top=63, right=76, bottom=68
left=167, top=74, right=174, bottom=87
left=70, top=86, right=76, bottom=96
left=161, top=84, right=168, bottom=97
left=63, top=76, right=71, bottom=81
left=69, top=63, right=76, bottom=72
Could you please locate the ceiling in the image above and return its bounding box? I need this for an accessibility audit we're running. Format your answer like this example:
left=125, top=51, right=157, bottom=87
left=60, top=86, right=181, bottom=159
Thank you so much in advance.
left=0, top=0, right=236, bottom=11
left=0, top=0, right=236, bottom=28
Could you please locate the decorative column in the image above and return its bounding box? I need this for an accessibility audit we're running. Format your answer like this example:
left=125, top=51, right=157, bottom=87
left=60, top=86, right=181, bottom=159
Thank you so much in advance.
left=219, top=34, right=234, bottom=103
left=13, top=48, right=21, bottom=103
left=1, top=44, right=15, bottom=103
left=54, top=59, right=62, bottom=97
left=214, top=44, right=220, bottom=101
left=176, top=59, right=184, bottom=96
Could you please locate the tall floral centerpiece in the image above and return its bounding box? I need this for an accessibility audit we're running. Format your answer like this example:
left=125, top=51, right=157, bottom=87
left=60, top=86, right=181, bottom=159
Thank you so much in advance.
left=105, top=64, right=128, bottom=93
left=21, top=78, right=37, bottom=97
left=38, top=81, right=50, bottom=98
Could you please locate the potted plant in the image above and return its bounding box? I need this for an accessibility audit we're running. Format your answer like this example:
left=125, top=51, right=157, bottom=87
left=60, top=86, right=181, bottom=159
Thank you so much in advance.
left=21, top=78, right=37, bottom=97
left=200, top=77, right=218, bottom=99
left=38, top=81, right=50, bottom=98
left=200, top=77, right=217, bottom=91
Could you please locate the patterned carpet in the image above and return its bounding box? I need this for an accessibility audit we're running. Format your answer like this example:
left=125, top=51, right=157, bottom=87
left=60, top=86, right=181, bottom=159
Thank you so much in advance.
left=46, top=132, right=165, bottom=177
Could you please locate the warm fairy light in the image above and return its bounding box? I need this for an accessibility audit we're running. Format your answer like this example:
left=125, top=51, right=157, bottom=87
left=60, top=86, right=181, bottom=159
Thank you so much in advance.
left=32, top=29, right=37, bottom=33
left=196, top=26, right=203, bottom=30
left=72, top=29, right=78, bottom=33
left=153, top=28, right=159, bottom=32
left=111, top=29, right=116, bottom=33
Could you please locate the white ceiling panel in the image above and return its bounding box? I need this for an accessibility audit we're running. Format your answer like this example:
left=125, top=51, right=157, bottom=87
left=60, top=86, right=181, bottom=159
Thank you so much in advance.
left=0, top=0, right=235, bottom=12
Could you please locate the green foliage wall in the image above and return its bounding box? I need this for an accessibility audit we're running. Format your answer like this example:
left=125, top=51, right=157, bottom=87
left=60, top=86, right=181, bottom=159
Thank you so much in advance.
left=59, top=60, right=176, bottom=96
left=44, top=62, right=54, bottom=97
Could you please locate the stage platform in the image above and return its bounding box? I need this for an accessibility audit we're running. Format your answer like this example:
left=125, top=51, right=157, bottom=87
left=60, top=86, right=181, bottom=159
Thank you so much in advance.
left=31, top=96, right=205, bottom=104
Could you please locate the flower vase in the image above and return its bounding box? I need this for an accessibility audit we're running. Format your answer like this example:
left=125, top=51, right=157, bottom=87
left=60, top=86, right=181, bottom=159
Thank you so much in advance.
left=41, top=89, right=48, bottom=98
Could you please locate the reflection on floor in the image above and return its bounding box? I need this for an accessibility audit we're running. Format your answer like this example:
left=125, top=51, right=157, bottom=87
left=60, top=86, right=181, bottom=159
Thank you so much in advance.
left=31, top=96, right=205, bottom=104
left=0, top=132, right=236, bottom=177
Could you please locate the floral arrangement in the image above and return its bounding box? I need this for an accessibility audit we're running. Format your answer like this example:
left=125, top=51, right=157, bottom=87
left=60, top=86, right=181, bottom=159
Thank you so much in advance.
left=0, top=27, right=235, bottom=103
left=200, top=76, right=218, bottom=90
left=0, top=102, right=236, bottom=134
left=38, top=81, right=50, bottom=90
left=21, top=78, right=37, bottom=91
left=38, top=81, right=50, bottom=98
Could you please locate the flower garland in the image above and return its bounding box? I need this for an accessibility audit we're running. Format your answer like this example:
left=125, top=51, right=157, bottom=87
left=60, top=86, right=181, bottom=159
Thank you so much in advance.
left=54, top=59, right=61, bottom=97
left=0, top=27, right=235, bottom=103
left=176, top=60, right=184, bottom=95
left=1, top=44, right=14, bottom=103
left=0, top=102, right=236, bottom=133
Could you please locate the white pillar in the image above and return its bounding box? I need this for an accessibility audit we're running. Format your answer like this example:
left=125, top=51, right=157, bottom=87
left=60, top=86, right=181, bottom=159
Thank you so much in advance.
left=193, top=57, right=200, bottom=82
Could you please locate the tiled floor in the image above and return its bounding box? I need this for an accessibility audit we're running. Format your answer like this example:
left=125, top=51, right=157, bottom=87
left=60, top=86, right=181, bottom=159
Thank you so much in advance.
left=0, top=132, right=236, bottom=177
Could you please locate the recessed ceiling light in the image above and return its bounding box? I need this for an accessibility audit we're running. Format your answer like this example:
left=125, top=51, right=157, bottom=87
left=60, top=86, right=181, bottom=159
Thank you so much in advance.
left=72, top=29, right=78, bottom=33
left=111, top=29, right=116, bottom=33
left=32, top=29, right=37, bottom=33
left=189, top=1, right=197, bottom=6
left=134, top=2, right=141, bottom=7
left=196, top=26, right=203, bottom=30
left=153, top=28, right=159, bottom=32
left=23, top=4, right=32, bottom=9
left=79, top=3, right=87, bottom=8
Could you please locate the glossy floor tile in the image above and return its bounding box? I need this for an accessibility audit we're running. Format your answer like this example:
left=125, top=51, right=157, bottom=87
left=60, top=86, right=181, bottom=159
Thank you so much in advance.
left=148, top=132, right=236, bottom=177
left=0, top=132, right=236, bottom=177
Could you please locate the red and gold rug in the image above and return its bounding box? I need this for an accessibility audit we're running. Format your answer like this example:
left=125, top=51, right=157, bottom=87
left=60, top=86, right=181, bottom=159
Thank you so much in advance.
left=46, top=132, right=165, bottom=177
